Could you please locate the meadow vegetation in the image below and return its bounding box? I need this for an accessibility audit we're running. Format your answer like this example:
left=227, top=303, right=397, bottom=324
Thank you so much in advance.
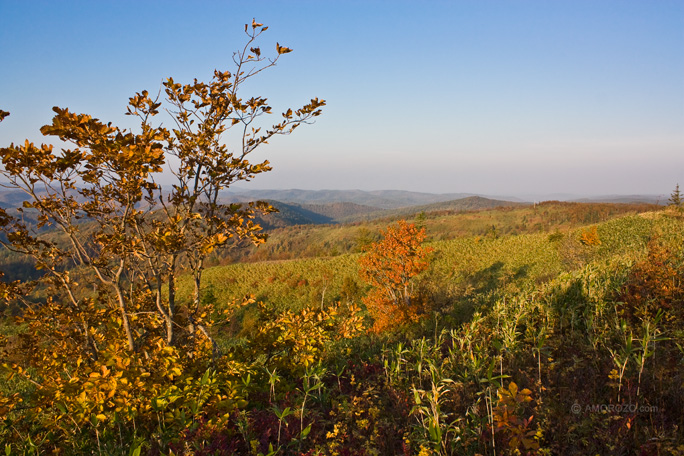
left=2, top=205, right=682, bottom=455
left=221, top=201, right=656, bottom=264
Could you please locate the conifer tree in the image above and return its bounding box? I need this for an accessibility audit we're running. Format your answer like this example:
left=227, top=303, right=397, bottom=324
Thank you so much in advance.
left=669, top=183, right=682, bottom=208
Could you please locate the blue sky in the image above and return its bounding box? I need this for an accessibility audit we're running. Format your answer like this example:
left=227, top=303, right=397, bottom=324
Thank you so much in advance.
left=1, top=0, right=682, bottom=197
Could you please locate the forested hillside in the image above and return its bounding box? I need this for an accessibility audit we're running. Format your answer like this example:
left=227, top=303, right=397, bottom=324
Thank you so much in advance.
left=219, top=188, right=483, bottom=209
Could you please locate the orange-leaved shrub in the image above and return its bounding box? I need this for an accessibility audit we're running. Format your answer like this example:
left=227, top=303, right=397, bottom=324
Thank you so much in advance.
left=359, top=220, right=432, bottom=333
left=618, top=236, right=684, bottom=325
left=579, top=225, right=601, bottom=246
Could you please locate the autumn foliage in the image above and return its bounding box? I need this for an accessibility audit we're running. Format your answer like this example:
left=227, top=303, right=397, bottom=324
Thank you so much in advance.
left=0, top=21, right=330, bottom=452
left=579, top=225, right=601, bottom=246
left=618, top=236, right=684, bottom=325
left=359, top=220, right=432, bottom=332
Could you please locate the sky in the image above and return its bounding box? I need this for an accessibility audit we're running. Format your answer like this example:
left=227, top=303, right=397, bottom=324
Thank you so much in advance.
left=1, top=0, right=682, bottom=197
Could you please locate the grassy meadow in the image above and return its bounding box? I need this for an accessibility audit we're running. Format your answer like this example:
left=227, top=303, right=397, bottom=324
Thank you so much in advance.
left=218, top=201, right=656, bottom=262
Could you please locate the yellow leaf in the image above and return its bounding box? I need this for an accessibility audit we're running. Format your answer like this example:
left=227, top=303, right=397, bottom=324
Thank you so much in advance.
left=276, top=43, right=293, bottom=55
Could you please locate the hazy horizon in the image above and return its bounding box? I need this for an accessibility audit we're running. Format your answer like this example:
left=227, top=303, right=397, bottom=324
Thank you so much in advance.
left=221, top=186, right=671, bottom=202
left=1, top=1, right=682, bottom=195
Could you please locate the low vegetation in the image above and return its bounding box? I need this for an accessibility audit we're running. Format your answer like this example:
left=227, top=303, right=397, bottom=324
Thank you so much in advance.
left=223, top=201, right=657, bottom=264
left=2, top=205, right=682, bottom=455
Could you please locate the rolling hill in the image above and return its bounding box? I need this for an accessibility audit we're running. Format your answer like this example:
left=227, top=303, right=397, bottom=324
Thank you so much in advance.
left=219, top=188, right=488, bottom=209
left=254, top=196, right=524, bottom=226
left=337, top=195, right=525, bottom=222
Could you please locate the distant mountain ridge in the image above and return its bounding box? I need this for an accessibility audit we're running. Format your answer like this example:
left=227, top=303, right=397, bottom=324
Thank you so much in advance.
left=0, top=187, right=663, bottom=230
left=254, top=196, right=524, bottom=227
left=1, top=186, right=662, bottom=210
left=219, top=188, right=516, bottom=209
left=298, top=202, right=380, bottom=220
left=256, top=201, right=388, bottom=227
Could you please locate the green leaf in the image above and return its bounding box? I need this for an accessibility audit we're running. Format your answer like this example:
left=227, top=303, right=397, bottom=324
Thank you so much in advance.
left=428, top=420, right=442, bottom=442
left=275, top=406, right=292, bottom=419
left=306, top=382, right=323, bottom=393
